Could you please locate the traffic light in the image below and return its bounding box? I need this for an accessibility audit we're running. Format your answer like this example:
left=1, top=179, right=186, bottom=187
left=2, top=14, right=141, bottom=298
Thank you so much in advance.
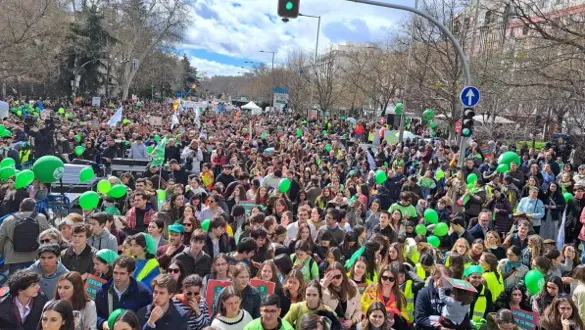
left=461, top=107, right=475, bottom=137
left=278, top=0, right=300, bottom=19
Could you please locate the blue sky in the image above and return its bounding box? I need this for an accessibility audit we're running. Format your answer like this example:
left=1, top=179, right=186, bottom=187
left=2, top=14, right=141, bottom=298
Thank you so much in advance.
left=180, top=0, right=416, bottom=76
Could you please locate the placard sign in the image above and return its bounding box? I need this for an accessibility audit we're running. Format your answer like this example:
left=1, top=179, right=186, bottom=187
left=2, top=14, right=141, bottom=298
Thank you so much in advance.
left=511, top=307, right=538, bottom=330
left=205, top=280, right=231, bottom=308
left=92, top=97, right=101, bottom=107
left=444, top=277, right=477, bottom=292
left=85, top=274, right=107, bottom=300
left=250, top=279, right=275, bottom=300
left=149, top=116, right=163, bottom=126
left=357, top=283, right=367, bottom=295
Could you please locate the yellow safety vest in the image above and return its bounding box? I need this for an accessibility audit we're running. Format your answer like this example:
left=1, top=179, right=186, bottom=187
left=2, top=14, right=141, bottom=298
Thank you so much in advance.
left=472, top=285, right=487, bottom=322
left=403, top=280, right=415, bottom=321
left=19, top=149, right=30, bottom=163
left=409, top=249, right=420, bottom=264
left=415, top=264, right=427, bottom=280
left=136, top=259, right=160, bottom=282
left=483, top=271, right=504, bottom=303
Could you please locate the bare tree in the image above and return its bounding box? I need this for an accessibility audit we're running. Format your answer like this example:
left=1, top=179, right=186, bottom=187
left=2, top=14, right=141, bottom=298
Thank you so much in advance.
left=109, top=0, right=192, bottom=100
left=309, top=48, right=350, bottom=113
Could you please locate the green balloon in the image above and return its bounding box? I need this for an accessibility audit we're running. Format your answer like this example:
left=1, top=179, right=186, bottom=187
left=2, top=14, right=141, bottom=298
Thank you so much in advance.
left=524, top=269, right=545, bottom=295
left=435, top=168, right=445, bottom=180
left=498, top=151, right=521, bottom=166
left=0, top=166, right=15, bottom=181
left=296, top=128, right=302, bottom=137
left=374, top=170, right=387, bottom=184
left=324, top=144, right=332, bottom=152
left=74, top=135, right=81, bottom=142
left=108, top=184, right=127, bottom=198
left=32, top=156, right=64, bottom=183
left=278, top=178, right=291, bottom=193
left=0, top=125, right=5, bottom=134
left=16, top=110, right=22, bottom=116
left=434, top=222, right=449, bottom=237
left=415, top=224, right=427, bottom=235
left=79, top=166, right=95, bottom=183
left=427, top=235, right=440, bottom=248
left=429, top=121, right=437, bottom=128
left=466, top=173, right=478, bottom=185
left=97, top=179, right=112, bottom=194
left=147, top=146, right=154, bottom=153
left=0, top=157, right=15, bottom=168
left=79, top=191, right=100, bottom=210
left=58, top=108, right=65, bottom=114
left=424, top=209, right=439, bottom=224
left=564, top=192, right=573, bottom=203
left=496, top=164, right=509, bottom=173
left=14, top=169, right=34, bottom=189
left=201, top=219, right=211, bottom=231
left=322, top=130, right=327, bottom=136
left=74, top=146, right=85, bottom=156
left=422, top=109, right=435, bottom=121
left=394, top=103, right=404, bottom=115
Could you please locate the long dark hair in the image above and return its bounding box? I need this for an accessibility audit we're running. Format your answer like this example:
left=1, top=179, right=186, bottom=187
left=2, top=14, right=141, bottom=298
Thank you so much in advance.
left=364, top=302, right=393, bottom=330
left=54, top=272, right=90, bottom=311
left=377, top=265, right=405, bottom=311
left=168, top=260, right=186, bottom=291
left=325, top=262, right=358, bottom=301
left=363, top=240, right=381, bottom=281
left=540, top=297, right=585, bottom=330
left=112, top=310, right=141, bottom=330
left=495, top=283, right=531, bottom=311
left=38, top=300, right=75, bottom=330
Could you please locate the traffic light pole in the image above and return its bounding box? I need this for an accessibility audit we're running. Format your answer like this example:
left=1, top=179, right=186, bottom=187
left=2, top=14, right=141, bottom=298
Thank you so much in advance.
left=346, top=0, right=472, bottom=167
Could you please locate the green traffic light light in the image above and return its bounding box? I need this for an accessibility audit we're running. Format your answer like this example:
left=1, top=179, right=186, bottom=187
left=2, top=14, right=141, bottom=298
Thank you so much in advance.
left=462, top=128, right=471, bottom=136
left=286, top=1, right=293, bottom=10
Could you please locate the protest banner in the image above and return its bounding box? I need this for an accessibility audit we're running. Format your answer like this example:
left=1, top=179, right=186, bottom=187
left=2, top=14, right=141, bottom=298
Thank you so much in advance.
left=149, top=116, right=163, bottom=126
left=250, top=279, right=275, bottom=300
left=84, top=274, right=107, bottom=300
left=511, top=307, right=538, bottom=330
left=92, top=97, right=101, bottom=107
left=205, top=280, right=231, bottom=308
left=444, top=277, right=477, bottom=292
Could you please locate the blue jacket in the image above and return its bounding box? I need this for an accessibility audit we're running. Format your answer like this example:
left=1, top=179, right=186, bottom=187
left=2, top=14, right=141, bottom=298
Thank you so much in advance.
left=95, top=277, right=152, bottom=330
left=137, top=302, right=188, bottom=330
left=415, top=281, right=469, bottom=330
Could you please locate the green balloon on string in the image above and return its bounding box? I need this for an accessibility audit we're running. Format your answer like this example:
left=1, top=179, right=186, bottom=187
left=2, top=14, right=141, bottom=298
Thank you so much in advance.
left=324, top=144, right=332, bottom=152
left=296, top=128, right=302, bottom=137
left=58, top=108, right=65, bottom=114
left=278, top=178, right=291, bottom=193
left=32, top=155, right=65, bottom=183
left=97, top=179, right=112, bottom=194
left=394, top=103, right=404, bottom=115
left=147, top=146, right=154, bottom=153
left=0, top=166, right=16, bottom=181
left=0, top=157, right=15, bottom=168
left=427, top=235, right=440, bottom=248
left=14, top=169, right=34, bottom=189
left=79, top=166, right=95, bottom=183
left=434, top=222, right=449, bottom=236
left=79, top=191, right=100, bottom=210
left=74, top=146, right=85, bottom=156
left=108, top=184, right=127, bottom=198
left=415, top=224, right=427, bottom=235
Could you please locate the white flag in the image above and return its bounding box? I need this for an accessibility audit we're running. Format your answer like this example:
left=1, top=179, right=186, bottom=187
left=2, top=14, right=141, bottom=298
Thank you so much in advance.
left=193, top=107, right=201, bottom=128
left=107, top=106, right=123, bottom=126
left=557, top=205, right=566, bottom=251
left=171, top=112, right=180, bottom=129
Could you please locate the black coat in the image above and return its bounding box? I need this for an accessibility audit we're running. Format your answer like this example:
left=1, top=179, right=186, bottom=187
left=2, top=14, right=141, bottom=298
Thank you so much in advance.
left=172, top=248, right=212, bottom=278
left=0, top=292, right=48, bottom=330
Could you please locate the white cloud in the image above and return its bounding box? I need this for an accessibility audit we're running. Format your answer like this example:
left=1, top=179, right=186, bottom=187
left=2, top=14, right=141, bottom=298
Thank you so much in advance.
left=184, top=0, right=414, bottom=72
left=189, top=56, right=243, bottom=77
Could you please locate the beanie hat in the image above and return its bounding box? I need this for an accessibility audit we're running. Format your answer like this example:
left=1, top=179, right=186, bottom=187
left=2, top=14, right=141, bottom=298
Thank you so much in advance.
left=96, top=249, right=118, bottom=265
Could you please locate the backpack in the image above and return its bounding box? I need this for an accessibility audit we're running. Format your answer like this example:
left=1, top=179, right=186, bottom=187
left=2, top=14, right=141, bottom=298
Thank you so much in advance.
left=11, top=211, right=40, bottom=253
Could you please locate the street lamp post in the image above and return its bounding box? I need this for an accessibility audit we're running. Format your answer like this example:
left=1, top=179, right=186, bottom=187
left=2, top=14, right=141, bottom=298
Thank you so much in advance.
left=346, top=0, right=472, bottom=168
left=259, top=50, right=276, bottom=109
left=299, top=13, right=321, bottom=112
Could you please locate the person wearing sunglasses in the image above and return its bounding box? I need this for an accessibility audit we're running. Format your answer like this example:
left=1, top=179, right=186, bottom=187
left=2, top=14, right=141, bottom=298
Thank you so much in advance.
left=320, top=262, right=362, bottom=330
left=166, top=260, right=186, bottom=292
left=361, top=265, right=410, bottom=327
left=172, top=274, right=210, bottom=330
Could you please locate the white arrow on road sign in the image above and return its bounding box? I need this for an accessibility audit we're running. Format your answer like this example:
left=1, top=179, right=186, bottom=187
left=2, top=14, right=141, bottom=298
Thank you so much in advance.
left=460, top=86, right=480, bottom=107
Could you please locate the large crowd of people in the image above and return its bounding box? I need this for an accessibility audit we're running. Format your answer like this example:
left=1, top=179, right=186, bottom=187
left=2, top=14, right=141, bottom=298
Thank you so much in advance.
left=0, top=98, right=583, bottom=330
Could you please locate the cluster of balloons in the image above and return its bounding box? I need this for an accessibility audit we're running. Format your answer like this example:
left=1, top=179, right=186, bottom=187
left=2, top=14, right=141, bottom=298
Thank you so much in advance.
left=419, top=208, right=449, bottom=248
left=394, top=103, right=404, bottom=116
left=496, top=151, right=521, bottom=173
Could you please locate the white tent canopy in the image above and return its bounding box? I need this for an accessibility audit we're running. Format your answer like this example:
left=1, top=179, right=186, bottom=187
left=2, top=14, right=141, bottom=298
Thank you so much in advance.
left=0, top=101, right=8, bottom=119
left=242, top=102, right=261, bottom=110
